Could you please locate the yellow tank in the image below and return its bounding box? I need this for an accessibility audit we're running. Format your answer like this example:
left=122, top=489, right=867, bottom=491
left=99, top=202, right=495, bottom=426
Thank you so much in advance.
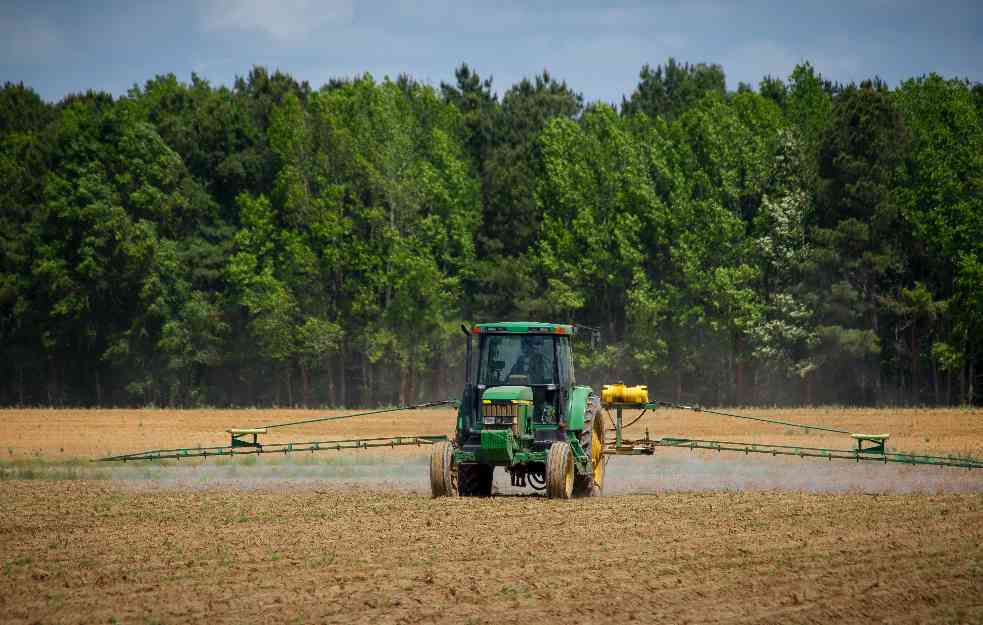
left=601, top=383, right=648, bottom=405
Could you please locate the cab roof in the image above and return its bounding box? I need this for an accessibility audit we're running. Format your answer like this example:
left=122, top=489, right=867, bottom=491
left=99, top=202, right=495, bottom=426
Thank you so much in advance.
left=471, top=321, right=576, bottom=334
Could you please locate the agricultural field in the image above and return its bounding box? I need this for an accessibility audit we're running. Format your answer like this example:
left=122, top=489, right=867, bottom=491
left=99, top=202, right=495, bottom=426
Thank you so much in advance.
left=2, top=406, right=982, bottom=624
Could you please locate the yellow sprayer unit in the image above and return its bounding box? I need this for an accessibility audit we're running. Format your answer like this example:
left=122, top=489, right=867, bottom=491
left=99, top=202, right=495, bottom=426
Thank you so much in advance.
left=602, top=383, right=648, bottom=405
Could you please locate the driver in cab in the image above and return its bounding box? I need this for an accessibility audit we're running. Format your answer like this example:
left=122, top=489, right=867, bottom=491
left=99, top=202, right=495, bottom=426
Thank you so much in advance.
left=509, top=335, right=550, bottom=385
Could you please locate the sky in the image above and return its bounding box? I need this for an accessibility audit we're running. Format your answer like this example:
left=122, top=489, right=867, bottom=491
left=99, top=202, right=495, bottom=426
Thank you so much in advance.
left=2, top=0, right=981, bottom=104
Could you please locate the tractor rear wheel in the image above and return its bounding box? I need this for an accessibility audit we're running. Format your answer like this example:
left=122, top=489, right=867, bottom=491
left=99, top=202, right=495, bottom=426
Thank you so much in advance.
left=429, top=441, right=458, bottom=497
left=546, top=441, right=574, bottom=499
left=574, top=409, right=605, bottom=497
left=458, top=463, right=493, bottom=497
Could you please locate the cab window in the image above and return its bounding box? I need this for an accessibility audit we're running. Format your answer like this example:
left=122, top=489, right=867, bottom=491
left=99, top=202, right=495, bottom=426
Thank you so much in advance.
left=478, top=334, right=557, bottom=386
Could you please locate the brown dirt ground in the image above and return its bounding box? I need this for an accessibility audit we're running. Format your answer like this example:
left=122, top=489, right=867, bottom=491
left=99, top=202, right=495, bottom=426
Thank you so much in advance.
left=1, top=482, right=982, bottom=625
left=1, top=407, right=983, bottom=624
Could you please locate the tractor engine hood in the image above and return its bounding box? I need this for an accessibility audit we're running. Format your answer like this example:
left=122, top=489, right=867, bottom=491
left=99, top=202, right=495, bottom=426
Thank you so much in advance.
left=481, top=385, right=533, bottom=402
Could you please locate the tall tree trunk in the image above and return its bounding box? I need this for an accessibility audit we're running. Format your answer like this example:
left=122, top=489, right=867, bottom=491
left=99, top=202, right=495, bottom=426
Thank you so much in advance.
left=873, top=314, right=882, bottom=405
left=607, top=288, right=616, bottom=341
left=734, top=334, right=744, bottom=406
left=59, top=359, right=66, bottom=405
left=969, top=355, right=976, bottom=406
left=960, top=357, right=966, bottom=405
left=326, top=359, right=336, bottom=407
left=285, top=366, right=294, bottom=407
left=361, top=356, right=371, bottom=407
left=960, top=337, right=968, bottom=405
left=338, top=346, right=347, bottom=408
left=430, top=355, right=442, bottom=401
left=47, top=359, right=55, bottom=405
left=910, top=323, right=918, bottom=405
left=300, top=364, right=310, bottom=407
left=409, top=345, right=419, bottom=403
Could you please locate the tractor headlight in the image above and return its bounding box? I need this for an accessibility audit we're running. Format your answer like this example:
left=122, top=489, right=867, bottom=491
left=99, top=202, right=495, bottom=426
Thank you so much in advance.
left=483, top=416, right=496, bottom=425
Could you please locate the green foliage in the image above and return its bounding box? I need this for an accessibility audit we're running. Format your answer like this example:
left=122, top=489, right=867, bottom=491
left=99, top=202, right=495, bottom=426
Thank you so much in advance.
left=481, top=70, right=582, bottom=256
left=1, top=62, right=981, bottom=406
left=0, top=82, right=53, bottom=135
left=895, top=75, right=983, bottom=262
left=440, top=64, right=497, bottom=169
left=622, top=58, right=726, bottom=121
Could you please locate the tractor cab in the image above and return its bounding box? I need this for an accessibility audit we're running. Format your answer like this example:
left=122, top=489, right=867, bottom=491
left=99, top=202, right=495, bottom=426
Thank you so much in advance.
left=456, top=322, right=581, bottom=448
left=476, top=329, right=573, bottom=423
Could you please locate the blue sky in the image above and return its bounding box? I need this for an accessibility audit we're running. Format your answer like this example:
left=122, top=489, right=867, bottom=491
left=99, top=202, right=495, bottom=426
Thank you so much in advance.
left=2, top=0, right=981, bottom=104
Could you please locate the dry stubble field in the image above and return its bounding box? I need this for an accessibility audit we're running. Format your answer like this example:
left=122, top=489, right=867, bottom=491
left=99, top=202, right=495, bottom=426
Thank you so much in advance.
left=1, top=406, right=982, bottom=624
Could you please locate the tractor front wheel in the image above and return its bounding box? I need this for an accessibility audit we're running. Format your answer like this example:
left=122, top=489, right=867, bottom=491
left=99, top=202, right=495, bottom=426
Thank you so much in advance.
left=429, top=441, right=458, bottom=497
left=546, top=441, right=574, bottom=499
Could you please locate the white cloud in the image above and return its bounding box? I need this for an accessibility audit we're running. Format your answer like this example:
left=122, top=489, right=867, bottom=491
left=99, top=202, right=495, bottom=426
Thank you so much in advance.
left=200, top=0, right=354, bottom=41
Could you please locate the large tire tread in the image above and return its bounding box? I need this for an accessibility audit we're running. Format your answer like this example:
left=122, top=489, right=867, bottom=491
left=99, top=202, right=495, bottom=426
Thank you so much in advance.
left=429, top=441, right=457, bottom=498
left=546, top=441, right=574, bottom=499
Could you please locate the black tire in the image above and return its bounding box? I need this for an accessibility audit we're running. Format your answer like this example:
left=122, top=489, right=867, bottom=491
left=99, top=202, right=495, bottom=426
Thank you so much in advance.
left=546, top=441, right=574, bottom=499
left=429, top=441, right=458, bottom=498
left=458, top=463, right=493, bottom=497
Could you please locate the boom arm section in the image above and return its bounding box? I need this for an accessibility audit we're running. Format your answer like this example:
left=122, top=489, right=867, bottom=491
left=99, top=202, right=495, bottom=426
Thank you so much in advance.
left=96, top=400, right=455, bottom=463
left=610, top=435, right=983, bottom=469
left=98, top=435, right=448, bottom=463
left=603, top=400, right=983, bottom=470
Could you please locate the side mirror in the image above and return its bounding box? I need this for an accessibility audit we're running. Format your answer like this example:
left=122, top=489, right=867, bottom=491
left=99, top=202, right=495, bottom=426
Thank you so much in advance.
left=460, top=323, right=470, bottom=336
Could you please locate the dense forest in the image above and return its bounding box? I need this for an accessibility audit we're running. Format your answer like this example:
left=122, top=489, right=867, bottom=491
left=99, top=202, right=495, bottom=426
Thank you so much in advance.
left=1, top=59, right=982, bottom=407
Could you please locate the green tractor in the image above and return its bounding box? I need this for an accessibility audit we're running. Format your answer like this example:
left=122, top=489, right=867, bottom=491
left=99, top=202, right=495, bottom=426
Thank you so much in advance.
left=429, top=322, right=606, bottom=499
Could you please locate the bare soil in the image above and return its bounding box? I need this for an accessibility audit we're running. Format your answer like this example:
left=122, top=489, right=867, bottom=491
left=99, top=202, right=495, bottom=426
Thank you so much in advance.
left=1, top=407, right=982, bottom=624
left=1, top=481, right=982, bottom=625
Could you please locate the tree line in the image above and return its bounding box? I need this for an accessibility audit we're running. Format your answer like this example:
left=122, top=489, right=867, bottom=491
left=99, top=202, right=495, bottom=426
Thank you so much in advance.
left=1, top=59, right=981, bottom=407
